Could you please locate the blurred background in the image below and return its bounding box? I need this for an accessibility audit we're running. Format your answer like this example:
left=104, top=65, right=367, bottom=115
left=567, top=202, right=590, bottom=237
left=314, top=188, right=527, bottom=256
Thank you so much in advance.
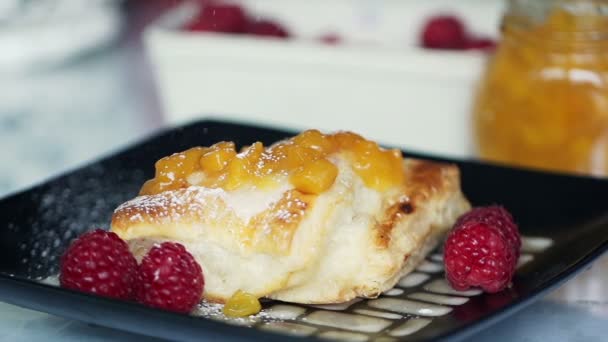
left=0, top=0, right=504, bottom=198
left=7, top=0, right=608, bottom=198
left=0, top=0, right=607, bottom=340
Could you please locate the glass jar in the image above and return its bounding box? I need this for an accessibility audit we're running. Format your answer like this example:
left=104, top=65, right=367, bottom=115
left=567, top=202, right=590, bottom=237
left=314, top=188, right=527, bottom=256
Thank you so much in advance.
left=473, top=0, right=608, bottom=176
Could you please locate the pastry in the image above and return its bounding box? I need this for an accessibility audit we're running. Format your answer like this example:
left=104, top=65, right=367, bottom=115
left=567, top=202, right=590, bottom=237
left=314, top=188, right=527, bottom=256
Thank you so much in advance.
left=111, top=130, right=470, bottom=304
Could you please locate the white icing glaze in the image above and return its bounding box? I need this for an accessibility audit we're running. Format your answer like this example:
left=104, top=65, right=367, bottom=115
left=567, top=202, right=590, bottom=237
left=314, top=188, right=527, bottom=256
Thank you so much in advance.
left=408, top=292, right=469, bottom=305
left=383, top=288, right=404, bottom=296
left=424, top=279, right=483, bottom=296
left=318, top=331, right=369, bottom=341
left=303, top=311, right=392, bottom=333
left=367, top=298, right=452, bottom=316
left=260, top=322, right=317, bottom=336
left=521, top=236, right=553, bottom=253
left=39, top=275, right=59, bottom=286
left=398, top=272, right=430, bottom=288
left=517, top=254, right=534, bottom=268
left=430, top=253, right=444, bottom=262
left=308, top=298, right=362, bottom=311
left=264, top=305, right=307, bottom=320
left=416, top=260, right=444, bottom=273
left=389, top=318, right=432, bottom=336
left=353, top=309, right=402, bottom=320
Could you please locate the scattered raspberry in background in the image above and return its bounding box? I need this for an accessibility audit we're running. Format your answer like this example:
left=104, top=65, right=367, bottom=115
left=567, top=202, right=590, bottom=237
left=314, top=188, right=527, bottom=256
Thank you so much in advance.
left=420, top=15, right=497, bottom=51
left=319, top=33, right=341, bottom=45
left=246, top=19, right=290, bottom=38
left=60, top=229, right=137, bottom=300
left=420, top=15, right=467, bottom=50
left=455, top=205, right=520, bottom=257
left=464, top=37, right=497, bottom=51
left=444, top=206, right=520, bottom=293
left=186, top=3, right=248, bottom=33
left=135, top=242, right=204, bottom=313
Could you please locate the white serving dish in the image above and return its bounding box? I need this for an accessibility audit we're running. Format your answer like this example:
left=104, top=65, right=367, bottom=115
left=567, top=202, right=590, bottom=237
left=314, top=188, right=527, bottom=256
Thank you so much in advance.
left=144, top=0, right=503, bottom=157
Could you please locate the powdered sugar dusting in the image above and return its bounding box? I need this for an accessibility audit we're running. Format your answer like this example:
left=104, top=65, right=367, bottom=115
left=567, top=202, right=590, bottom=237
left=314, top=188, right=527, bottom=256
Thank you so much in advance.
left=193, top=300, right=280, bottom=326
left=222, top=184, right=291, bottom=223
left=116, top=187, right=223, bottom=214
left=18, top=164, right=146, bottom=278
left=129, top=213, right=142, bottom=222
left=114, top=187, right=227, bottom=224
left=115, top=183, right=291, bottom=225
left=192, top=301, right=224, bottom=317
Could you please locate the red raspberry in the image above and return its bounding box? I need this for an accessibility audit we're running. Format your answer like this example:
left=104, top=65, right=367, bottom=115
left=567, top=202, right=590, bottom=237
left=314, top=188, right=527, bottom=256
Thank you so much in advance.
left=186, top=3, right=248, bottom=33
left=464, top=37, right=497, bottom=51
left=421, top=15, right=467, bottom=50
left=246, top=20, right=289, bottom=38
left=319, top=33, right=341, bottom=45
left=135, top=242, right=204, bottom=313
left=60, top=229, right=137, bottom=300
left=444, top=221, right=517, bottom=293
left=455, top=205, right=520, bottom=257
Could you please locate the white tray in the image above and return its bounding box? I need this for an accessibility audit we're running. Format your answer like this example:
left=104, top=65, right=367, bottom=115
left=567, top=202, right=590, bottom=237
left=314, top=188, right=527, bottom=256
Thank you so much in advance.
left=144, top=0, right=503, bottom=157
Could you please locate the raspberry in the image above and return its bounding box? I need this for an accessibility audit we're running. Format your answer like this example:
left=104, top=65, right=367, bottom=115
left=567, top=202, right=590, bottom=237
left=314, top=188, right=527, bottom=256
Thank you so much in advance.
left=444, top=221, right=517, bottom=293
left=464, top=37, right=497, bottom=51
left=246, top=20, right=289, bottom=38
left=455, top=205, right=520, bottom=257
left=319, top=33, right=341, bottom=45
left=135, top=242, right=204, bottom=313
left=60, top=229, right=137, bottom=300
left=186, top=3, right=248, bottom=33
left=421, top=15, right=467, bottom=50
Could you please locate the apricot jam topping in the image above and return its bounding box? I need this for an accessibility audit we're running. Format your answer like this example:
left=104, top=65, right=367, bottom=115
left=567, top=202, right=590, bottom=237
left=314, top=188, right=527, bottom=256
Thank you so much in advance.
left=139, top=130, right=405, bottom=196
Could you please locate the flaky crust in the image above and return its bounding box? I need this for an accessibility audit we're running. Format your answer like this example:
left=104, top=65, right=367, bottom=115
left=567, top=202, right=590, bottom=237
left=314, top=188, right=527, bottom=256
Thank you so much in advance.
left=111, top=157, right=470, bottom=304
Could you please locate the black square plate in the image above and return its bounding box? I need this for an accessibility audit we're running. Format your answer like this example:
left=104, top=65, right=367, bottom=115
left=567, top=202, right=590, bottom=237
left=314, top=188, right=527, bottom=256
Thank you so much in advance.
left=0, top=119, right=606, bottom=341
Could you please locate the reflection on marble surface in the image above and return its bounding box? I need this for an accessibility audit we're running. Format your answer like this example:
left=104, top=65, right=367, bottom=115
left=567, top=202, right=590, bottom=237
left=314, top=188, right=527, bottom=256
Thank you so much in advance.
left=0, top=45, right=159, bottom=198
left=476, top=272, right=608, bottom=341
left=0, top=0, right=123, bottom=73
left=549, top=254, right=608, bottom=318
left=0, top=302, right=165, bottom=341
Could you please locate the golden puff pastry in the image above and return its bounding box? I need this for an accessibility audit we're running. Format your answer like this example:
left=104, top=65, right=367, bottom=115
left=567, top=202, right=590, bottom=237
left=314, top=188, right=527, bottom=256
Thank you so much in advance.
left=111, top=130, right=470, bottom=304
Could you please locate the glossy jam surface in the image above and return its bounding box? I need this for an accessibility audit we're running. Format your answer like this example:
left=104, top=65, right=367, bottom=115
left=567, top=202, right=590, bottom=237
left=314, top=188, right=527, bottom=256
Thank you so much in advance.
left=222, top=290, right=262, bottom=317
left=140, top=130, right=404, bottom=195
left=474, top=7, right=608, bottom=175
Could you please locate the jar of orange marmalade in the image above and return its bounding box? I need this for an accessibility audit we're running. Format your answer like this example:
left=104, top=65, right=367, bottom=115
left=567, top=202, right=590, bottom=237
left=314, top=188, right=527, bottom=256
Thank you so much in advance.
left=474, top=0, right=608, bottom=176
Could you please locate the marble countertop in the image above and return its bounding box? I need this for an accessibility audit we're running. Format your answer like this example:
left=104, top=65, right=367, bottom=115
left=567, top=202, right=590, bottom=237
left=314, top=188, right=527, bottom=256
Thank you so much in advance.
left=0, top=7, right=606, bottom=341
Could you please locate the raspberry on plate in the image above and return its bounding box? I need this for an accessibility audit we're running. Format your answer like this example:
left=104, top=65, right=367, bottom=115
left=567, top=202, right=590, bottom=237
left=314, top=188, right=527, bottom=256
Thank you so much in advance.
left=420, top=15, right=467, bottom=49
left=455, top=205, right=520, bottom=257
left=60, top=229, right=137, bottom=300
left=185, top=3, right=248, bottom=33
left=246, top=20, right=289, bottom=38
left=135, top=242, right=204, bottom=313
left=444, top=221, right=518, bottom=293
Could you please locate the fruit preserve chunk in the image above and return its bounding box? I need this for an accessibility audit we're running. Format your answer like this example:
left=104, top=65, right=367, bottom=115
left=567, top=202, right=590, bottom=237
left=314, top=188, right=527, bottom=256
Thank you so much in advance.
left=223, top=290, right=262, bottom=317
left=139, top=130, right=405, bottom=195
